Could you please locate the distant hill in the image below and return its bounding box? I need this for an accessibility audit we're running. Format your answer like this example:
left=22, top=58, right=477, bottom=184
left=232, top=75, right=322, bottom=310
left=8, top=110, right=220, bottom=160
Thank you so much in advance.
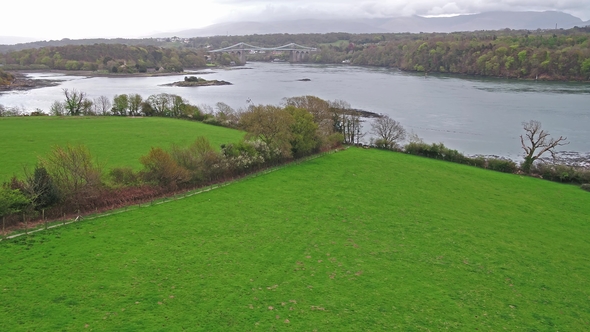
left=151, top=19, right=390, bottom=37
left=379, top=11, right=587, bottom=33
left=155, top=11, right=589, bottom=37
left=0, top=38, right=165, bottom=53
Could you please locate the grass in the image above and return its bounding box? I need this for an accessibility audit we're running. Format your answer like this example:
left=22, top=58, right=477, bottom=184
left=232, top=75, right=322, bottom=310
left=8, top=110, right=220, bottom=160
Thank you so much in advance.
left=0, top=116, right=244, bottom=181
left=1, top=148, right=589, bottom=330
left=319, top=40, right=351, bottom=47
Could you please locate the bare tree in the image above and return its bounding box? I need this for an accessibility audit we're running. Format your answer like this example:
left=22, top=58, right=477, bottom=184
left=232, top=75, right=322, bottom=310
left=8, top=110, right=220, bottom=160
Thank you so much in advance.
left=93, top=96, right=112, bottom=116
left=63, top=88, right=87, bottom=116
left=40, top=144, right=103, bottom=209
left=214, top=102, right=238, bottom=127
left=371, top=115, right=406, bottom=150
left=329, top=100, right=365, bottom=145
left=520, top=120, right=569, bottom=173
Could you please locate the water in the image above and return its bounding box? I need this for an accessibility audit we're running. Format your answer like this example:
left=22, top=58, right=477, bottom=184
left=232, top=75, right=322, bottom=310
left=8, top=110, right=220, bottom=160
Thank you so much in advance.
left=1, top=62, right=589, bottom=160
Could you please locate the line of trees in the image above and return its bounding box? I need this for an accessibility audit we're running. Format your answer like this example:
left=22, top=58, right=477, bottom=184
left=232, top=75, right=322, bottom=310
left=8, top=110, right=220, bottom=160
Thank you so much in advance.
left=311, top=28, right=590, bottom=80
left=194, top=28, right=590, bottom=81
left=41, top=91, right=371, bottom=147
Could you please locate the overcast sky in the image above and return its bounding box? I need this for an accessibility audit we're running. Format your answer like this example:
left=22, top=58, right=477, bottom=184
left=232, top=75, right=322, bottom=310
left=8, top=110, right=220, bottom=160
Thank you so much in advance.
left=2, top=0, right=590, bottom=40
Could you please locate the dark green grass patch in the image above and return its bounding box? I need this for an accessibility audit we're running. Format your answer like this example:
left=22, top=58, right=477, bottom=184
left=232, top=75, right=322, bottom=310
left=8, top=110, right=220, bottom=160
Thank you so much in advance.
left=1, top=148, right=589, bottom=330
left=0, top=116, right=244, bottom=180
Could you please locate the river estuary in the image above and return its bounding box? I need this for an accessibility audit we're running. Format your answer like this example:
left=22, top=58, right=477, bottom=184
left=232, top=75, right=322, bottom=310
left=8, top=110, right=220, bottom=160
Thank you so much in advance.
left=1, top=62, right=589, bottom=162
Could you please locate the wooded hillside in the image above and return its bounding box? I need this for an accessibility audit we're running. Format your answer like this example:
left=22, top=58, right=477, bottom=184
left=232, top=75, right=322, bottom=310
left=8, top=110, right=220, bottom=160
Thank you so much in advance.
left=314, top=28, right=590, bottom=80
left=196, top=28, right=590, bottom=80
left=0, top=44, right=207, bottom=73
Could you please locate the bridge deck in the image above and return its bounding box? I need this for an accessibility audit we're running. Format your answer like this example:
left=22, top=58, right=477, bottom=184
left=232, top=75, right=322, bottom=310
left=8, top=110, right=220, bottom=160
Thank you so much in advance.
left=210, top=42, right=317, bottom=53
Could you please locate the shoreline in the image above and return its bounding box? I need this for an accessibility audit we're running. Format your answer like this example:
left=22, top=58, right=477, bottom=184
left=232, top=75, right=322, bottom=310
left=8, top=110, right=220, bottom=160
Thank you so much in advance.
left=0, top=72, right=60, bottom=93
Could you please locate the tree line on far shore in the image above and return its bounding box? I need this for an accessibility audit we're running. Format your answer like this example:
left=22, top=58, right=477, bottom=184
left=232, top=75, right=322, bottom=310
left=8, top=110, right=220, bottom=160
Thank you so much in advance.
left=0, top=44, right=210, bottom=73
left=2, top=27, right=590, bottom=80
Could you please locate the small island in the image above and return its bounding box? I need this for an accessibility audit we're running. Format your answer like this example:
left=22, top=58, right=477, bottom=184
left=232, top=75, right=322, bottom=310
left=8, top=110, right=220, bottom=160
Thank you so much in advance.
left=163, top=76, right=232, bottom=87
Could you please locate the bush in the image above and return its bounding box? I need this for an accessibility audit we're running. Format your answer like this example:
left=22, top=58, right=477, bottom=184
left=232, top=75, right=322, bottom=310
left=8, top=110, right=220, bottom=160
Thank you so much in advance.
left=221, top=141, right=266, bottom=173
left=533, top=163, right=590, bottom=184
left=373, top=138, right=391, bottom=150
left=139, top=147, right=190, bottom=189
left=28, top=165, right=60, bottom=210
left=404, top=141, right=467, bottom=163
left=326, top=133, right=344, bottom=149
left=40, top=144, right=103, bottom=207
left=486, top=158, right=518, bottom=173
left=464, top=156, right=486, bottom=168
left=170, top=137, right=220, bottom=183
left=581, top=184, right=590, bottom=192
left=109, top=167, right=140, bottom=187
left=0, top=186, right=29, bottom=219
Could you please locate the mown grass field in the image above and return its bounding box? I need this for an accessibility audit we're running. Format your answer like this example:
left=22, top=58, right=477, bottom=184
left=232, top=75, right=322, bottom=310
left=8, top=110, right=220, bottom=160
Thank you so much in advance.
left=1, top=148, right=589, bottom=331
left=0, top=116, right=244, bottom=181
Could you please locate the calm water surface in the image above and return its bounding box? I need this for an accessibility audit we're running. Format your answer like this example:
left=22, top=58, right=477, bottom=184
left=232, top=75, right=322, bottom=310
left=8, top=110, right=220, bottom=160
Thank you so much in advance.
left=1, top=62, right=589, bottom=160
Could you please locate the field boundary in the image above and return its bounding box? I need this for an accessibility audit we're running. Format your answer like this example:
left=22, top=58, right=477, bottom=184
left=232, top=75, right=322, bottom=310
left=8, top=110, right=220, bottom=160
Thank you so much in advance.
left=1, top=147, right=348, bottom=242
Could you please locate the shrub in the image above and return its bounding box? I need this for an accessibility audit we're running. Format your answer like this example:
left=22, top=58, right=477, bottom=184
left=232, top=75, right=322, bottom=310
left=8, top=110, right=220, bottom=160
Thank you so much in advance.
left=373, top=138, right=391, bottom=150
left=486, top=158, right=518, bottom=173
left=221, top=141, right=266, bottom=173
left=326, top=132, right=344, bottom=149
left=533, top=163, right=590, bottom=184
left=581, top=184, right=590, bottom=192
left=404, top=141, right=467, bottom=163
left=203, top=117, right=223, bottom=127
left=139, top=147, right=190, bottom=189
left=0, top=186, right=29, bottom=219
left=40, top=144, right=103, bottom=207
left=170, top=137, right=220, bottom=183
left=27, top=165, right=60, bottom=210
left=464, top=156, right=486, bottom=168
left=109, top=167, right=140, bottom=187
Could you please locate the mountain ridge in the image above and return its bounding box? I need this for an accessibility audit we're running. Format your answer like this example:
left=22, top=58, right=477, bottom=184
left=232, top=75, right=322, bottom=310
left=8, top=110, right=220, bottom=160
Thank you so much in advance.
left=152, top=11, right=589, bottom=37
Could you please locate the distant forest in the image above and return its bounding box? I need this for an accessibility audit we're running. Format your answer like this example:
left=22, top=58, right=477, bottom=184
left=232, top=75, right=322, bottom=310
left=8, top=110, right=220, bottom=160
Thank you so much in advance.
left=197, top=27, right=590, bottom=80
left=0, top=44, right=208, bottom=73
left=1, top=27, right=590, bottom=80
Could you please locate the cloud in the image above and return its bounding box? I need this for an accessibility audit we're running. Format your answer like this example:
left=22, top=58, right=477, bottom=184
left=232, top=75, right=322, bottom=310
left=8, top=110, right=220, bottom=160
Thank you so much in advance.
left=1, top=0, right=589, bottom=40
left=213, top=0, right=590, bottom=21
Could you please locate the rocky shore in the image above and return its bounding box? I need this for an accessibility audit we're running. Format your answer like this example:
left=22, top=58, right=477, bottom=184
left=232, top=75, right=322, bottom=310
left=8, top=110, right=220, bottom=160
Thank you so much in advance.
left=161, top=76, right=232, bottom=87
left=162, top=80, right=232, bottom=87
left=0, top=73, right=60, bottom=93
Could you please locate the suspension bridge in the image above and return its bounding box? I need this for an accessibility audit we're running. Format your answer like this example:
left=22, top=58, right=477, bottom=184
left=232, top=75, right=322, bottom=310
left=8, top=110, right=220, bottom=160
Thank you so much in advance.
left=209, top=43, right=317, bottom=63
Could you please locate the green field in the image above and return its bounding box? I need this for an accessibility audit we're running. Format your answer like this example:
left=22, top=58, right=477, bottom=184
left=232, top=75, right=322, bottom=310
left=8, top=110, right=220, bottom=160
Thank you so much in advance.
left=0, top=117, right=244, bottom=181
left=1, top=148, right=589, bottom=330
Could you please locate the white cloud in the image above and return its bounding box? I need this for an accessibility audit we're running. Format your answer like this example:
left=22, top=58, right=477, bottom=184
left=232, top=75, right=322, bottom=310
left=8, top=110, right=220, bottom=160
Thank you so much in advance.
left=1, top=0, right=589, bottom=40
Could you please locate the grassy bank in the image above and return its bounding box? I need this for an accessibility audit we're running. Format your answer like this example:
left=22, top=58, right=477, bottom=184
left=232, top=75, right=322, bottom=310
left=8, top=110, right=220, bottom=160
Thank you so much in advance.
left=1, top=148, right=589, bottom=330
left=0, top=117, right=244, bottom=180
